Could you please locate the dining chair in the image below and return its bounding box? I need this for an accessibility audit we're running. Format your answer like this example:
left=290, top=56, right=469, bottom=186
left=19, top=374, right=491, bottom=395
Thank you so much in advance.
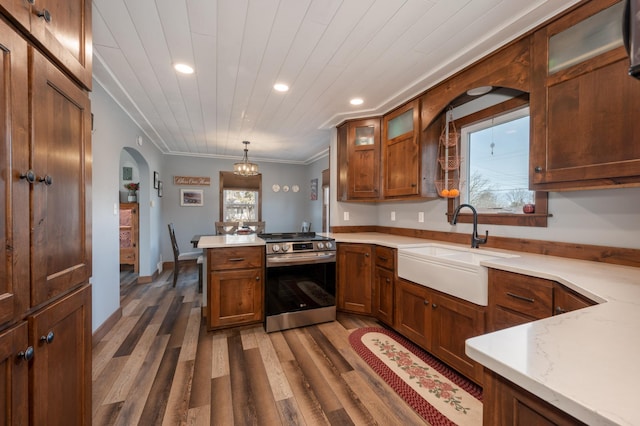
left=243, top=221, right=265, bottom=234
left=215, top=221, right=239, bottom=235
left=168, top=223, right=202, bottom=288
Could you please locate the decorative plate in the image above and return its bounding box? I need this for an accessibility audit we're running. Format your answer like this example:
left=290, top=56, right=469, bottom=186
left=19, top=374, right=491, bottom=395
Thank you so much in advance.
left=272, top=184, right=280, bottom=192
left=282, top=185, right=290, bottom=192
left=292, top=185, right=300, bottom=193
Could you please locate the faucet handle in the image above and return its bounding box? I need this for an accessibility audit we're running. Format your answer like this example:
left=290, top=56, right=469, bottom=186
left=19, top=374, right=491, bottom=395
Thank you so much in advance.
left=475, top=230, right=489, bottom=245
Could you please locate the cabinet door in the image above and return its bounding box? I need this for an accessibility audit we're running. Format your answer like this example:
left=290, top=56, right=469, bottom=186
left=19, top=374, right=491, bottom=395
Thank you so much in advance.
left=373, top=266, right=394, bottom=326
left=394, top=278, right=431, bottom=349
left=347, top=118, right=380, bottom=199
left=0, top=322, right=29, bottom=426
left=208, top=268, right=263, bottom=329
left=553, top=284, right=595, bottom=315
left=0, top=0, right=31, bottom=29
left=30, top=284, right=91, bottom=426
left=119, top=203, right=139, bottom=272
left=28, top=0, right=92, bottom=89
left=0, top=18, right=30, bottom=326
left=31, top=49, right=91, bottom=308
left=337, top=244, right=373, bottom=314
left=382, top=100, right=420, bottom=198
left=431, top=293, right=485, bottom=384
left=531, top=0, right=640, bottom=190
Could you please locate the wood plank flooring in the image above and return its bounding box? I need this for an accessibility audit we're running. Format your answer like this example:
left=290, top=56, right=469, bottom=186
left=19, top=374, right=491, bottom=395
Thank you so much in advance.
left=92, top=264, right=427, bottom=425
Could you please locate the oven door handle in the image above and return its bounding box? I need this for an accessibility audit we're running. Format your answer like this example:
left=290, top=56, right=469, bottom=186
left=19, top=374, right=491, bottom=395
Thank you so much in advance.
left=267, top=252, right=336, bottom=267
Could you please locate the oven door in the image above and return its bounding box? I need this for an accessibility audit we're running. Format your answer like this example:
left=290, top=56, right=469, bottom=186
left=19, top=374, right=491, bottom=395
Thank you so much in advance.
left=265, top=252, right=336, bottom=317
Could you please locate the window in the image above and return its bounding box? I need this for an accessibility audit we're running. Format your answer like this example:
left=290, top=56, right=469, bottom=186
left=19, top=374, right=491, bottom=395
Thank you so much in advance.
left=446, top=93, right=547, bottom=227
left=219, top=171, right=262, bottom=222
left=460, top=107, right=533, bottom=213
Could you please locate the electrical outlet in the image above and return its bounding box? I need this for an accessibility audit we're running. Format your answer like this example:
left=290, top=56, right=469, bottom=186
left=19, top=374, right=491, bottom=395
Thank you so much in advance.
left=418, top=212, right=424, bottom=222
left=391, top=211, right=396, bottom=221
left=344, top=211, right=350, bottom=221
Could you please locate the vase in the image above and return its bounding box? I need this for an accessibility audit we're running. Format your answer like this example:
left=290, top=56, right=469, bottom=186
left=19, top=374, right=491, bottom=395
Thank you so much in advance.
left=127, top=190, right=137, bottom=202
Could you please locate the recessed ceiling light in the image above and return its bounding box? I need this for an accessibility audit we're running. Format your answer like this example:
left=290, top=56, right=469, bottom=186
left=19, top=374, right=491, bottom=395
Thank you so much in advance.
left=274, top=83, right=289, bottom=92
left=174, top=63, right=194, bottom=74
left=350, top=98, right=364, bottom=105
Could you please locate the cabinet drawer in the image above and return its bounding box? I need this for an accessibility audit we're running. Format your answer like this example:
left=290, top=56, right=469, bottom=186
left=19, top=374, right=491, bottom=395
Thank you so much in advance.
left=208, top=246, right=263, bottom=270
left=490, top=270, right=553, bottom=320
left=375, top=246, right=395, bottom=270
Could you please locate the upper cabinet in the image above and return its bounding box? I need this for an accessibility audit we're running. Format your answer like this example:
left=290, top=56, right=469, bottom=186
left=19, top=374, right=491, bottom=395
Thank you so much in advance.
left=530, top=0, right=640, bottom=190
left=0, top=0, right=92, bottom=89
left=382, top=100, right=421, bottom=198
left=337, top=118, right=381, bottom=201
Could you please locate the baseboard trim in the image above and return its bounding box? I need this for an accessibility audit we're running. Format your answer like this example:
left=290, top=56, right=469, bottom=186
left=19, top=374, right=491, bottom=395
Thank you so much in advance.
left=93, top=307, right=122, bottom=347
left=137, top=268, right=160, bottom=284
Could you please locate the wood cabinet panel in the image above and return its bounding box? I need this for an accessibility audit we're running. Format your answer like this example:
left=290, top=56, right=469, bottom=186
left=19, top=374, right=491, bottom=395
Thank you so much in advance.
left=119, top=203, right=139, bottom=272
left=209, top=246, right=264, bottom=270
left=31, top=49, right=91, bottom=308
left=0, top=17, right=29, bottom=327
left=382, top=100, right=420, bottom=198
left=553, top=284, right=595, bottom=315
left=483, top=370, right=586, bottom=425
left=373, top=266, right=394, bottom=326
left=431, top=293, right=485, bottom=383
left=337, top=118, right=381, bottom=201
left=30, top=284, right=91, bottom=426
left=208, top=268, right=263, bottom=329
left=394, top=278, right=431, bottom=349
left=337, top=243, right=373, bottom=314
left=0, top=322, right=29, bottom=425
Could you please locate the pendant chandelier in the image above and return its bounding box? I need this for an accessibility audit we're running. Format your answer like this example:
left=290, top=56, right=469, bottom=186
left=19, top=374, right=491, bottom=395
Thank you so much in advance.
left=233, top=140, right=259, bottom=176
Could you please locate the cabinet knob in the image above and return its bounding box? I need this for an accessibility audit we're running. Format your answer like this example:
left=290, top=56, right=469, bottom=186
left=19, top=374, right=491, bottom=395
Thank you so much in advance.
left=534, top=166, right=542, bottom=173
left=20, top=170, right=36, bottom=183
left=255, top=276, right=260, bottom=281
left=385, top=278, right=390, bottom=283
left=555, top=306, right=567, bottom=315
left=36, top=8, right=52, bottom=23
left=423, top=299, right=429, bottom=305
left=365, top=253, right=370, bottom=257
left=40, top=331, right=54, bottom=344
left=39, top=175, right=53, bottom=186
left=432, top=303, right=437, bottom=309
left=18, top=346, right=34, bottom=362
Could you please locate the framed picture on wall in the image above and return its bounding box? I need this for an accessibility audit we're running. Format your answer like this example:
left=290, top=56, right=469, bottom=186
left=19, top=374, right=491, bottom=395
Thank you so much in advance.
left=180, top=189, right=203, bottom=206
left=154, top=171, right=160, bottom=189
left=122, top=166, right=133, bottom=181
left=157, top=181, right=163, bottom=197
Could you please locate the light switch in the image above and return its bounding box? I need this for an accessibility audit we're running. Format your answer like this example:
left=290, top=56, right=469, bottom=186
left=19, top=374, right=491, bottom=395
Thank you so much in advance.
left=391, top=211, right=396, bottom=221
left=344, top=211, right=350, bottom=221
left=113, top=203, right=118, bottom=215
left=418, top=212, right=424, bottom=222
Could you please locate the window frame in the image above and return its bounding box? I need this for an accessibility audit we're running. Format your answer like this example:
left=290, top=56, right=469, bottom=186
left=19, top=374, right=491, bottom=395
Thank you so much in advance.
left=219, top=171, right=262, bottom=222
left=445, top=95, right=548, bottom=227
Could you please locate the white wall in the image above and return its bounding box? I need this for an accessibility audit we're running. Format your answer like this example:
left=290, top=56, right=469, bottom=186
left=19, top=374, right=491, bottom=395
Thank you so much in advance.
left=329, top=128, right=640, bottom=249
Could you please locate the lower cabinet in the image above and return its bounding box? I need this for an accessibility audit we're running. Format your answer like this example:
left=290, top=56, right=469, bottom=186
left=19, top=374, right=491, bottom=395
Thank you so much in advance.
left=0, top=285, right=92, bottom=425
left=337, top=243, right=373, bottom=314
left=207, top=246, right=264, bottom=330
left=373, top=246, right=395, bottom=326
left=483, top=370, right=586, bottom=425
left=394, top=278, right=485, bottom=384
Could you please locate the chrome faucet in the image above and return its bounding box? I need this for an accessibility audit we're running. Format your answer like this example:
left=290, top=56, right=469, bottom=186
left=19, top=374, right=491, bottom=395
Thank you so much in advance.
left=451, top=204, right=488, bottom=248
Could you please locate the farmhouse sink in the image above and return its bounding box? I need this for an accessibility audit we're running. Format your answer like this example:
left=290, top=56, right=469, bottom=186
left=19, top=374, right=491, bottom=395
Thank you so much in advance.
left=397, top=244, right=518, bottom=306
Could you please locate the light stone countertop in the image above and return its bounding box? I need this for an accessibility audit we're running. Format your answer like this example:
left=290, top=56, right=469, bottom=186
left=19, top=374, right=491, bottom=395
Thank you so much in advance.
left=197, top=234, right=265, bottom=248
left=328, top=232, right=640, bottom=425
left=199, top=231, right=640, bottom=424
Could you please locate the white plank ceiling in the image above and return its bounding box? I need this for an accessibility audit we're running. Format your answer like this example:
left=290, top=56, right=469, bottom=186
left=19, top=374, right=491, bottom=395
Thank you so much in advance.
left=92, top=0, right=580, bottom=164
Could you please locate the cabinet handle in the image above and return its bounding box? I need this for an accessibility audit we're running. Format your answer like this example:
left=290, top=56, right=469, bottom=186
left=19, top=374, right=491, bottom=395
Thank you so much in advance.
left=555, top=306, right=567, bottom=315
left=506, top=292, right=535, bottom=303
left=432, top=303, right=437, bottom=309
left=255, top=276, right=260, bottom=281
left=40, top=331, right=54, bottom=344
left=423, top=299, right=429, bottom=305
left=18, top=346, right=34, bottom=362
left=39, top=174, right=53, bottom=186
left=534, top=166, right=542, bottom=173
left=378, top=257, right=388, bottom=262
left=385, top=278, right=390, bottom=283
left=35, top=7, right=52, bottom=23
left=365, top=253, right=370, bottom=257
left=228, top=257, right=245, bottom=262
left=411, top=183, right=417, bottom=187
left=20, top=170, right=36, bottom=183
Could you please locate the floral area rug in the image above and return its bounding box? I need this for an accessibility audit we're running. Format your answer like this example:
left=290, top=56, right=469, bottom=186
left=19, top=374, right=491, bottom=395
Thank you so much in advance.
left=349, top=327, right=482, bottom=425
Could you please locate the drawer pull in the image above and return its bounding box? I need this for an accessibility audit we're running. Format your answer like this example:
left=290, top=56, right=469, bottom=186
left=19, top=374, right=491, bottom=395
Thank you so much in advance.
left=378, top=257, right=388, bottom=262
left=228, top=257, right=245, bottom=262
left=555, top=306, right=567, bottom=314
left=506, top=292, right=535, bottom=303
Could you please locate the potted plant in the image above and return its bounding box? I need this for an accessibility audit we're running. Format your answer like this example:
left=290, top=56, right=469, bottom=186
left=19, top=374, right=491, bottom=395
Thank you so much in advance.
left=124, top=182, right=139, bottom=202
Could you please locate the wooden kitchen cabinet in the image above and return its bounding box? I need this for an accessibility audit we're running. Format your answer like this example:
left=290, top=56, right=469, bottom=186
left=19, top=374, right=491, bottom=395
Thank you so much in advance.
left=0, top=4, right=92, bottom=423
left=394, top=278, right=432, bottom=349
left=488, top=269, right=554, bottom=332
left=483, top=370, right=586, bottom=425
left=431, top=292, right=485, bottom=384
left=337, top=118, right=381, bottom=201
left=207, top=246, right=264, bottom=329
left=373, top=246, right=395, bottom=326
left=0, top=0, right=93, bottom=89
left=382, top=99, right=421, bottom=198
left=530, top=0, right=640, bottom=191
left=119, top=203, right=139, bottom=272
left=337, top=243, right=373, bottom=314
left=553, top=284, right=595, bottom=315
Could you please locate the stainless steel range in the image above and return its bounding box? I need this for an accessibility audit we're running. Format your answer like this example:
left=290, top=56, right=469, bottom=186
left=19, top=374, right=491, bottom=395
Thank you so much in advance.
left=259, top=232, right=336, bottom=332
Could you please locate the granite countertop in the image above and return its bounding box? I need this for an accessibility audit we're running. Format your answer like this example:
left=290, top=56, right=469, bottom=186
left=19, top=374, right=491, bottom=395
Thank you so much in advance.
left=327, top=232, right=640, bottom=425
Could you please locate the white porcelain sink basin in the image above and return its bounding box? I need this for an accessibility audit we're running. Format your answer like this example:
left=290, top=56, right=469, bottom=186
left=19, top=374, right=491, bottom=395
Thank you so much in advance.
left=397, top=244, right=518, bottom=306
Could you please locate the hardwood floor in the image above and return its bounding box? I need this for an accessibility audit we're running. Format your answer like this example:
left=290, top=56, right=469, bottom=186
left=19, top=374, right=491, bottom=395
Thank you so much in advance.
left=93, top=263, right=427, bottom=425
